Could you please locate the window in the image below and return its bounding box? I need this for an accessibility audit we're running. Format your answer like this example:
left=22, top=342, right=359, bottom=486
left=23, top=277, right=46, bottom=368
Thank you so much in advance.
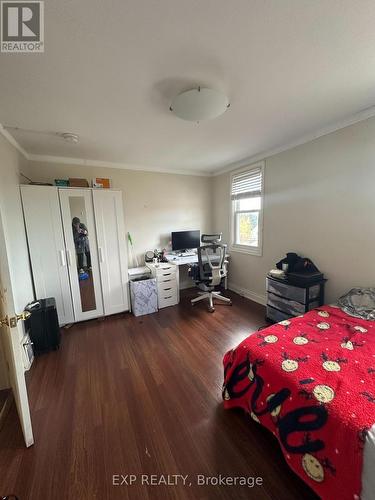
left=230, top=162, right=264, bottom=255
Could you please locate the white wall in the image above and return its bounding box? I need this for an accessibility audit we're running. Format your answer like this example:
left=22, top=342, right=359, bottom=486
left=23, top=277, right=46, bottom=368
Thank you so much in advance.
left=17, top=114, right=375, bottom=309
left=0, top=134, right=34, bottom=388
left=213, top=116, right=375, bottom=304
left=0, top=137, right=34, bottom=311
left=24, top=162, right=213, bottom=269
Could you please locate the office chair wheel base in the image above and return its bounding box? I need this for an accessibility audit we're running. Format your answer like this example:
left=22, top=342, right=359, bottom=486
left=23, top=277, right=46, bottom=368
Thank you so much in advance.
left=208, top=307, right=215, bottom=313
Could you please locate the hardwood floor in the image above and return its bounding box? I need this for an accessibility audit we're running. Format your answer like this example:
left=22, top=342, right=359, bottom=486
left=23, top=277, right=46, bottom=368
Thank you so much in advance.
left=0, top=389, right=9, bottom=409
left=0, top=389, right=11, bottom=431
left=0, top=289, right=318, bottom=500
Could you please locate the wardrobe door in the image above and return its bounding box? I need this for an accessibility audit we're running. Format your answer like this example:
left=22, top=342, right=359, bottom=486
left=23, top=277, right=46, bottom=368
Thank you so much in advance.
left=93, top=190, right=129, bottom=315
left=59, top=189, right=104, bottom=322
left=20, top=185, right=74, bottom=325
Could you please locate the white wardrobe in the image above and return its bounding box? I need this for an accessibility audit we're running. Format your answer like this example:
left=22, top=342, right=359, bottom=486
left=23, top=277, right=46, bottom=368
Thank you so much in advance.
left=21, top=185, right=129, bottom=325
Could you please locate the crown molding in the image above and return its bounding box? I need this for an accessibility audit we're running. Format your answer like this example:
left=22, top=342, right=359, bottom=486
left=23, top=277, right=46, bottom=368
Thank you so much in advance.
left=3, top=104, right=375, bottom=177
left=0, top=121, right=210, bottom=176
left=211, top=104, right=375, bottom=176
left=0, top=123, right=29, bottom=159
left=27, top=154, right=211, bottom=177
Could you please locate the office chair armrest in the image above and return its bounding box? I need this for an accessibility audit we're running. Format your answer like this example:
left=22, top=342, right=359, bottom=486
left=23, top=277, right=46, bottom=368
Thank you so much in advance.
left=188, top=264, right=200, bottom=281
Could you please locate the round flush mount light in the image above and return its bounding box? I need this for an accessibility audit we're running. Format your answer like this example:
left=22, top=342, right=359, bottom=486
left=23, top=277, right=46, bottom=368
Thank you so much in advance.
left=169, top=87, right=230, bottom=122
left=61, top=132, right=79, bottom=144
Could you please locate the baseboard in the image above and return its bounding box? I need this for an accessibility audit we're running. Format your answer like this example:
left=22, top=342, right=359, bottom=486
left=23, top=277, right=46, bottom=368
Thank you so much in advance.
left=180, top=281, right=195, bottom=291
left=228, top=283, right=266, bottom=306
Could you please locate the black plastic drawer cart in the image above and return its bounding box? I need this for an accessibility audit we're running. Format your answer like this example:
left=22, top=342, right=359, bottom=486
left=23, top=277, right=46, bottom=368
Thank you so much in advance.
left=266, top=274, right=327, bottom=323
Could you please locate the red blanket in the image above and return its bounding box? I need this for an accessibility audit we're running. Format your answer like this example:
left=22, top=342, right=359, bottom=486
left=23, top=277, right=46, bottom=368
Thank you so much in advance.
left=223, top=306, right=375, bottom=500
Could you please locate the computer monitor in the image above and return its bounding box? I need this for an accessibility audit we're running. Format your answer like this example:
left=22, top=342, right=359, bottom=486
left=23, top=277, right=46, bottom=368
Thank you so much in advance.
left=171, top=230, right=200, bottom=252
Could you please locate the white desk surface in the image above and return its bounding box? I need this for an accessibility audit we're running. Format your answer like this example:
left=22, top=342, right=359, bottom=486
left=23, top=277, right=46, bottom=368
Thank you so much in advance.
left=165, top=253, right=230, bottom=266
left=165, top=254, right=198, bottom=265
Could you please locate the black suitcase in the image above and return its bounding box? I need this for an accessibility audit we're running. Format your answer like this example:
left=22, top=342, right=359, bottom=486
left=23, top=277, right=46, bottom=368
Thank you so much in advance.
left=25, top=298, right=61, bottom=354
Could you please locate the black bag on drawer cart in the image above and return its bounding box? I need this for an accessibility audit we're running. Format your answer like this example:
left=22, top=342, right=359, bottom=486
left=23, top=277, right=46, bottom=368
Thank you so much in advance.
left=24, top=298, right=61, bottom=354
left=276, top=252, right=323, bottom=286
left=276, top=252, right=320, bottom=274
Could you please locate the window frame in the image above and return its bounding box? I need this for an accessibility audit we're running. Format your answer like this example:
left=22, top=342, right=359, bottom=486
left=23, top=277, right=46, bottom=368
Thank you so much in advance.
left=229, top=161, right=265, bottom=256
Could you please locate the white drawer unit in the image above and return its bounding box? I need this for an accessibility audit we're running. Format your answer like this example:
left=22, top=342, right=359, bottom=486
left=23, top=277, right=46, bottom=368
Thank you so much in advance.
left=158, top=273, right=176, bottom=284
left=159, top=293, right=178, bottom=309
left=157, top=280, right=177, bottom=295
left=146, top=262, right=179, bottom=309
left=155, top=265, right=176, bottom=279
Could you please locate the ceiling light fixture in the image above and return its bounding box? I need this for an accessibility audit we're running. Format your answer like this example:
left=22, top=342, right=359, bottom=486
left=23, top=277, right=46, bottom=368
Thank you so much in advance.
left=170, top=87, right=230, bottom=122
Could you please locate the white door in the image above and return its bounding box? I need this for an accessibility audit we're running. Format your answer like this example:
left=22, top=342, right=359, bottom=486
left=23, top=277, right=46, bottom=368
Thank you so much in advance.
left=93, top=190, right=129, bottom=315
left=20, top=186, right=74, bottom=325
left=59, top=189, right=104, bottom=322
left=0, top=209, right=33, bottom=447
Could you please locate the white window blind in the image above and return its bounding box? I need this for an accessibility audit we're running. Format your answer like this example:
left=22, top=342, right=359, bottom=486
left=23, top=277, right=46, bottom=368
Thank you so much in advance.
left=230, top=162, right=264, bottom=255
left=231, top=167, right=262, bottom=200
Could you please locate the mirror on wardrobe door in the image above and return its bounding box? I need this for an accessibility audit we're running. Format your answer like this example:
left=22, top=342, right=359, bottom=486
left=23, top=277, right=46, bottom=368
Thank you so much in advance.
left=69, top=197, right=97, bottom=312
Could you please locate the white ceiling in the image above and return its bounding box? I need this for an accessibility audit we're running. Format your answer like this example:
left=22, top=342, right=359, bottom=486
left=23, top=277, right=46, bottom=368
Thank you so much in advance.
left=1, top=0, right=375, bottom=175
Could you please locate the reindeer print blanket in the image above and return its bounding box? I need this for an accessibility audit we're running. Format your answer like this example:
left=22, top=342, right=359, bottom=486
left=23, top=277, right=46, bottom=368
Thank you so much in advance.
left=222, top=306, right=375, bottom=500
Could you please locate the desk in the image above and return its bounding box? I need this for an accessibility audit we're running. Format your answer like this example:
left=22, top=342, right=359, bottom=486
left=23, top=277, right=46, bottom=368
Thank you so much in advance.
left=146, top=255, right=230, bottom=307
left=165, top=254, right=199, bottom=265
left=165, top=253, right=230, bottom=292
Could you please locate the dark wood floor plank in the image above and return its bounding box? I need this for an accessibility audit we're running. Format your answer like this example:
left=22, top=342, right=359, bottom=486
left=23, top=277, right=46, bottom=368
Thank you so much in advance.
left=0, top=289, right=317, bottom=500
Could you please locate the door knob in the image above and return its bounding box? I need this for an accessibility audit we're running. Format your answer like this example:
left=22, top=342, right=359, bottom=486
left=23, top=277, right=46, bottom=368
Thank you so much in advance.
left=16, top=311, right=31, bottom=322
left=0, top=310, right=31, bottom=328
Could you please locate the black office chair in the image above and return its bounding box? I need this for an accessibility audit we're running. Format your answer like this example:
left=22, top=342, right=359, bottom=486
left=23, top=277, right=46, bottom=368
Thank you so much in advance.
left=189, top=234, right=232, bottom=312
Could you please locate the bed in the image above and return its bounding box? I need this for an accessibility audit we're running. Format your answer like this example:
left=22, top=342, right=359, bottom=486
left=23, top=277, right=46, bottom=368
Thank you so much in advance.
left=222, top=305, right=375, bottom=500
